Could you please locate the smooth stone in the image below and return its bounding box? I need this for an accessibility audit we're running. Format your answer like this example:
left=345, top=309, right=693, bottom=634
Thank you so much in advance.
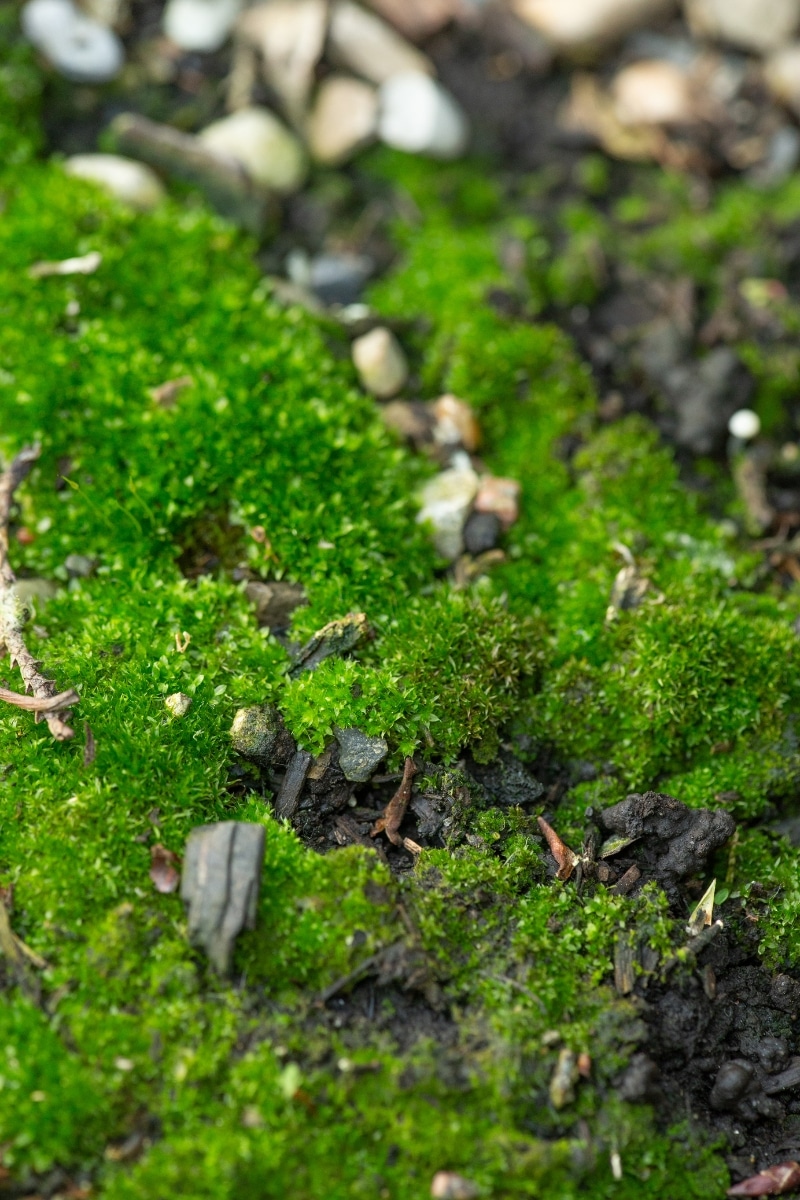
left=364, top=0, right=462, bottom=41
left=431, top=393, right=481, bottom=452
left=245, top=580, right=307, bottom=630
left=611, top=60, right=695, bottom=126
left=463, top=510, right=501, bottom=555
left=380, top=399, right=436, bottom=446
left=417, top=467, right=480, bottom=560
left=164, top=0, right=243, bottom=52
left=474, top=475, right=520, bottom=528
left=165, top=692, right=192, bottom=717
left=31, top=7, right=124, bottom=82
left=684, top=0, right=800, bottom=53
left=181, top=822, right=265, bottom=974
left=65, top=154, right=165, bottom=211
left=21, top=0, right=75, bottom=45
left=328, top=0, right=434, bottom=84
left=198, top=107, right=307, bottom=194
left=378, top=72, right=469, bottom=159
left=709, top=1060, right=754, bottom=1110
left=230, top=703, right=296, bottom=767
left=307, top=75, right=379, bottom=165
left=237, top=0, right=327, bottom=124
left=512, top=0, right=676, bottom=53
left=334, top=726, right=388, bottom=782
left=728, top=408, right=761, bottom=440
left=309, top=253, right=374, bottom=305
left=352, top=326, right=408, bottom=398
left=64, top=553, right=96, bottom=577
left=765, top=42, right=800, bottom=112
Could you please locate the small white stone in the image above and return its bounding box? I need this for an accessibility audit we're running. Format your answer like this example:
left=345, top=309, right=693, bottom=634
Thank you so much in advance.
left=683, top=0, right=800, bottom=54
left=165, top=692, right=193, bottom=718
left=197, top=107, right=307, bottom=194
left=728, top=409, right=761, bottom=440
left=65, top=154, right=165, bottom=211
left=512, top=0, right=675, bottom=52
left=237, top=0, right=327, bottom=125
left=29, top=6, right=124, bottom=82
left=764, top=43, right=800, bottom=113
left=307, top=75, right=379, bottom=165
left=351, top=326, right=408, bottom=398
left=612, top=60, right=695, bottom=126
left=378, top=72, right=469, bottom=159
left=328, top=0, right=434, bottom=85
left=164, top=0, right=243, bottom=52
left=417, top=467, right=480, bottom=561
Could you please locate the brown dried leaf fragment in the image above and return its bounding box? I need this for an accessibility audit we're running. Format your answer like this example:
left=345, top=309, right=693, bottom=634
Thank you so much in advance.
left=727, top=1162, right=800, bottom=1196
left=149, top=375, right=193, bottom=408
left=536, top=815, right=579, bottom=881
left=149, top=843, right=181, bottom=894
left=371, top=756, right=418, bottom=848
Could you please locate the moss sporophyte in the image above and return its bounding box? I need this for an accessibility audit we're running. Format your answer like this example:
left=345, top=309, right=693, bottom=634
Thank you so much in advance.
left=1, top=22, right=800, bottom=1200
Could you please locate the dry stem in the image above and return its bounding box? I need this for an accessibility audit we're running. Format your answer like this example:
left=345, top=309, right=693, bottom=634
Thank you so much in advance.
left=0, top=445, right=78, bottom=740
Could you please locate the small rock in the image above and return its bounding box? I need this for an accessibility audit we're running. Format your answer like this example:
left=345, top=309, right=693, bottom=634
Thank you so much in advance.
left=164, top=0, right=243, bottom=52
left=430, top=1171, right=481, bottom=1200
left=417, top=467, right=480, bottom=561
left=378, top=73, right=469, bottom=159
left=352, top=326, right=408, bottom=398
left=245, top=580, right=307, bottom=630
left=611, top=60, right=695, bottom=126
left=432, top=394, right=481, bottom=452
left=307, top=75, right=379, bottom=165
left=197, top=107, right=307, bottom=195
left=237, top=0, right=328, bottom=125
left=511, top=0, right=675, bottom=54
left=380, top=399, right=436, bottom=446
left=365, top=0, right=463, bottom=42
left=309, top=253, right=374, bottom=306
left=274, top=749, right=313, bottom=819
left=710, top=1060, right=754, bottom=1110
left=23, top=0, right=124, bottom=82
left=328, top=0, right=434, bottom=85
left=771, top=973, right=800, bottom=1013
left=289, top=613, right=371, bottom=676
left=230, top=703, right=296, bottom=767
left=64, top=553, right=96, bottom=578
left=334, top=726, right=388, bottom=782
left=728, top=408, right=761, bottom=440
left=549, top=1046, right=579, bottom=1109
left=65, top=155, right=165, bottom=211
left=463, top=511, right=501, bottom=555
left=749, top=125, right=800, bottom=187
left=181, top=821, right=265, bottom=974
left=765, top=43, right=800, bottom=114
left=617, top=1053, right=661, bottom=1102
left=684, top=0, right=800, bottom=53
left=165, top=692, right=192, bottom=718
left=149, top=843, right=180, bottom=893
left=474, top=475, right=520, bottom=528
left=600, top=791, right=735, bottom=889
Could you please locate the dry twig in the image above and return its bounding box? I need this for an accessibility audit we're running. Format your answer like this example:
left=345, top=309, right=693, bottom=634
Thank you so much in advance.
left=370, top=756, right=418, bottom=849
left=0, top=445, right=79, bottom=740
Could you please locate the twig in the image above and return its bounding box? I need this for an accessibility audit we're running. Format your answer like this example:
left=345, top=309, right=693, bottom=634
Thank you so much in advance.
left=370, top=757, right=418, bottom=849
left=0, top=445, right=79, bottom=740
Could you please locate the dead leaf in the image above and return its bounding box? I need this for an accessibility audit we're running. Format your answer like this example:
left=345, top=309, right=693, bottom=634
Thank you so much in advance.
left=536, top=815, right=579, bottom=882
left=727, top=1162, right=800, bottom=1196
left=149, top=843, right=180, bottom=894
left=148, top=375, right=193, bottom=408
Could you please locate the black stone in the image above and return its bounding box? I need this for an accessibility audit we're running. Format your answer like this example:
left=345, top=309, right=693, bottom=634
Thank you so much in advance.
left=463, top=511, right=501, bottom=555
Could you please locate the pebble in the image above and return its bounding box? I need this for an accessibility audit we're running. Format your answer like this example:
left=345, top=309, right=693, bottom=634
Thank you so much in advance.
left=197, top=107, right=307, bottom=195
left=378, top=72, right=469, bottom=159
left=430, top=1171, right=481, bottom=1200
left=709, top=1060, right=754, bottom=1110
left=684, top=0, right=800, bottom=53
left=463, top=511, right=501, bottom=555
left=611, top=60, right=695, bottom=126
left=307, top=75, right=379, bottom=165
left=417, top=466, right=480, bottom=560
left=244, top=580, right=307, bottom=630
left=165, top=692, right=193, bottom=718
left=511, top=0, right=675, bottom=53
left=22, top=0, right=124, bottom=82
left=367, top=0, right=462, bottom=42
left=765, top=43, right=800, bottom=113
left=474, top=475, right=520, bottom=528
left=728, top=408, right=761, bottom=440
left=380, top=399, right=436, bottom=445
left=65, top=154, right=165, bottom=211
left=432, top=394, right=481, bottom=452
left=328, top=0, right=434, bottom=85
left=352, top=326, right=408, bottom=398
left=237, top=0, right=327, bottom=124
left=334, top=726, right=388, bottom=782
left=64, top=553, right=96, bottom=577
left=230, top=703, right=296, bottom=767
left=308, top=253, right=374, bottom=306
left=163, top=0, right=242, bottom=52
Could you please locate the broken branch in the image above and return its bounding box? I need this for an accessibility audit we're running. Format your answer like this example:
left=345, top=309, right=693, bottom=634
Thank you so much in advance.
left=0, top=445, right=79, bottom=740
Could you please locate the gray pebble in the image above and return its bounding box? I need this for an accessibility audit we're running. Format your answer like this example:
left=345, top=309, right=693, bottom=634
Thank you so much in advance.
left=463, top=511, right=501, bottom=556
left=710, top=1060, right=754, bottom=1110
left=334, top=726, right=387, bottom=783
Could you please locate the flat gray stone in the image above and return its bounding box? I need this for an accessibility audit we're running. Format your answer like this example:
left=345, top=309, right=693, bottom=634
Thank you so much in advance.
left=181, top=821, right=265, bottom=975
left=334, top=726, right=387, bottom=782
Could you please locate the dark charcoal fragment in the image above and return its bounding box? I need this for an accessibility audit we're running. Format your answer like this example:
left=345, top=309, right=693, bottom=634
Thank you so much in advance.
left=763, top=1058, right=800, bottom=1096
left=245, top=581, right=307, bottom=631
left=290, top=743, right=353, bottom=841
left=463, top=511, right=501, bottom=555
left=181, top=822, right=265, bottom=975
left=757, top=1037, right=790, bottom=1074
left=275, top=750, right=313, bottom=820
left=771, top=974, right=800, bottom=1014
left=599, top=790, right=735, bottom=887
left=710, top=1060, right=755, bottom=1110
left=468, top=751, right=544, bottom=809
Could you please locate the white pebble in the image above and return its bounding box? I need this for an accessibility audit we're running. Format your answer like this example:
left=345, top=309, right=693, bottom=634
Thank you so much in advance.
left=23, top=0, right=124, bottom=82
left=417, top=467, right=480, bottom=561
left=512, top=0, right=674, bottom=53
left=728, top=409, right=761, bottom=440
left=165, top=692, right=193, bottom=718
left=197, top=107, right=307, bottom=194
left=307, top=75, right=379, bottom=166
left=21, top=0, right=76, bottom=45
left=65, top=155, right=165, bottom=211
left=684, top=0, right=800, bottom=53
left=378, top=72, right=469, bottom=160
left=163, top=0, right=243, bottom=52
left=351, top=327, right=408, bottom=398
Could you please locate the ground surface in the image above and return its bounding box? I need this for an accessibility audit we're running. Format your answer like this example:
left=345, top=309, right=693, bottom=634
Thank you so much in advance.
left=5, top=5, right=800, bottom=1198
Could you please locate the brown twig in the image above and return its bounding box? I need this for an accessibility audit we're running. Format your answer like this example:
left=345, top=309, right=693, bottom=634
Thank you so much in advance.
left=370, top=757, right=418, bottom=848
left=0, top=445, right=78, bottom=740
